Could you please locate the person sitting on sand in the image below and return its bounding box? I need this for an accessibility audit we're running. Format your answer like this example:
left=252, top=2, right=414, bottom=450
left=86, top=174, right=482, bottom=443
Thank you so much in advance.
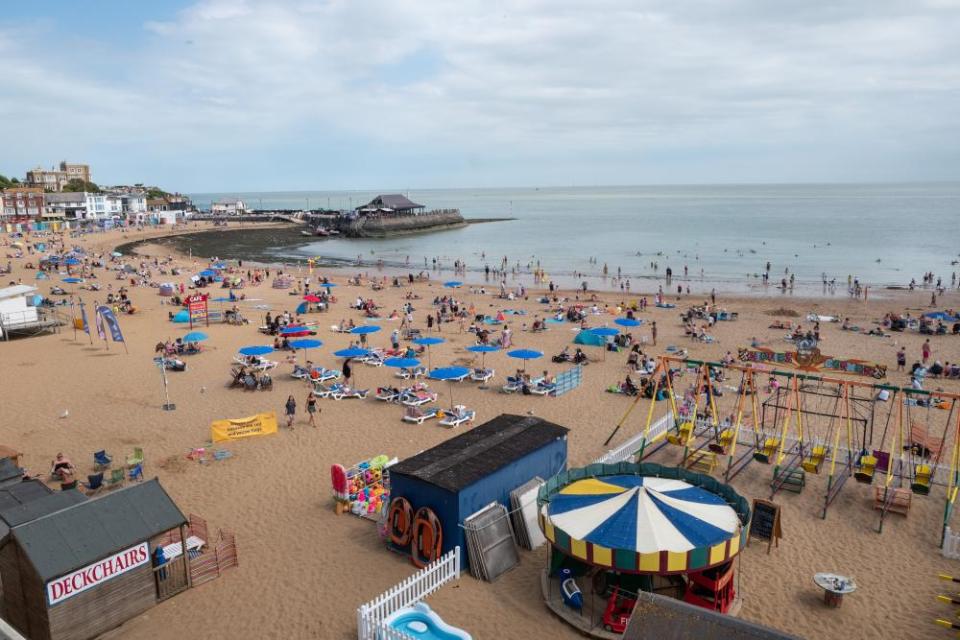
left=50, top=453, right=74, bottom=480
left=623, top=375, right=637, bottom=395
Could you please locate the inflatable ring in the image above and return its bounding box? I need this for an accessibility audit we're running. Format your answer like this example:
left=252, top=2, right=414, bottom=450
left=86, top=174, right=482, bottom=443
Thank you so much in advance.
left=411, top=507, right=443, bottom=568
left=387, top=497, right=414, bottom=547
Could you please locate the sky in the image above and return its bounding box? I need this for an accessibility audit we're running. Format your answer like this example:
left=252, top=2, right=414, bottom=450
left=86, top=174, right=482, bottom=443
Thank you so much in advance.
left=1, top=0, right=959, bottom=191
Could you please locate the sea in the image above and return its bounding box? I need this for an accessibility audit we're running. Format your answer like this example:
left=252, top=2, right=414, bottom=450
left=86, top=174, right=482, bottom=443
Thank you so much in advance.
left=187, top=183, right=960, bottom=296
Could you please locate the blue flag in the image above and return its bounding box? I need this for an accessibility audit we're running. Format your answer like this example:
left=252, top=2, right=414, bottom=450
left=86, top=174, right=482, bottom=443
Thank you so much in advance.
left=96, top=305, right=125, bottom=343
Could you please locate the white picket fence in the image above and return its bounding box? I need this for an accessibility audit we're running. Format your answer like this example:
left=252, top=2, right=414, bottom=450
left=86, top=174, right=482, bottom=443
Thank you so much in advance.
left=594, top=412, right=675, bottom=464
left=943, top=527, right=960, bottom=560
left=357, top=546, right=461, bottom=640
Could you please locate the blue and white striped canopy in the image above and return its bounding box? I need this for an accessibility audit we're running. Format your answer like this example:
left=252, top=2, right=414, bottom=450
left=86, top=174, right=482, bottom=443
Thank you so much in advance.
left=544, top=475, right=739, bottom=555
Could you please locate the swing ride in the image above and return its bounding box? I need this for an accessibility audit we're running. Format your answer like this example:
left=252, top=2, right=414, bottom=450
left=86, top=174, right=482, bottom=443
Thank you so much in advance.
left=601, top=354, right=960, bottom=539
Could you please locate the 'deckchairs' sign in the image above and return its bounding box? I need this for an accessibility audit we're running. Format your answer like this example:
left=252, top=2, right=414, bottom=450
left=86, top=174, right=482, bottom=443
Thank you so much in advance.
left=47, top=542, right=150, bottom=605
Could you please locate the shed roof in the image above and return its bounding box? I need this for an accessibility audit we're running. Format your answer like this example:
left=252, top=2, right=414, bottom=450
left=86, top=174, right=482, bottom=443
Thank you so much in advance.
left=0, top=285, right=39, bottom=301
left=0, top=480, right=87, bottom=544
left=390, top=414, right=568, bottom=493
left=11, top=479, right=186, bottom=582
left=365, top=194, right=424, bottom=210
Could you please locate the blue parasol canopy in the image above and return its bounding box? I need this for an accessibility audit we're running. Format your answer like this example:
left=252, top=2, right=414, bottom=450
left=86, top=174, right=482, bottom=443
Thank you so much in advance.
left=239, top=345, right=274, bottom=356
left=64, top=258, right=82, bottom=266
left=413, top=337, right=445, bottom=346
left=384, top=357, right=421, bottom=369
left=280, top=326, right=311, bottom=335
left=62, top=277, right=84, bottom=284
left=182, top=331, right=208, bottom=342
left=614, top=318, right=642, bottom=327
left=334, top=347, right=371, bottom=358
left=589, top=327, right=620, bottom=337
left=350, top=325, right=381, bottom=335
left=198, top=269, right=217, bottom=278
left=321, top=282, right=337, bottom=288
left=289, top=338, right=323, bottom=350
left=466, top=345, right=500, bottom=354
left=443, top=281, right=463, bottom=288
left=429, top=366, right=471, bottom=381
left=507, top=349, right=543, bottom=361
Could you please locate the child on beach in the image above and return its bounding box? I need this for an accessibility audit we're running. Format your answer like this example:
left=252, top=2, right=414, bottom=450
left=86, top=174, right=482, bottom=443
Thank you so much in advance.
left=306, top=393, right=319, bottom=428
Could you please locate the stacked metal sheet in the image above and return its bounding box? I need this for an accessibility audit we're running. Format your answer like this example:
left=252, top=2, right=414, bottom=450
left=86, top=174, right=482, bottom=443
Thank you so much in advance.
left=509, top=477, right=546, bottom=550
left=463, top=502, right=519, bottom=582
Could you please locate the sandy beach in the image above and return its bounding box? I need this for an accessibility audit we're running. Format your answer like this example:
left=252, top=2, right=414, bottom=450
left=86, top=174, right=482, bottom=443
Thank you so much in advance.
left=3, top=223, right=959, bottom=640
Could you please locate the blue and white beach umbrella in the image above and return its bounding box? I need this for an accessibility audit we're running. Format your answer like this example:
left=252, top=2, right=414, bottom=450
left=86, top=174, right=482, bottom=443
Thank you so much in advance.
left=443, top=281, right=463, bottom=288
left=334, top=347, right=371, bottom=358
left=383, top=357, right=421, bottom=369
left=182, top=331, right=208, bottom=343
left=507, top=349, right=543, bottom=370
left=466, top=344, right=500, bottom=368
left=350, top=325, right=381, bottom=336
left=413, top=336, right=445, bottom=369
left=429, top=366, right=471, bottom=408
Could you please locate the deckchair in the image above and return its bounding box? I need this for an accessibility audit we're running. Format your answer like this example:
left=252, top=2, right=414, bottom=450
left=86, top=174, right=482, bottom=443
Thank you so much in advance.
left=128, top=463, right=144, bottom=482
left=439, top=406, right=475, bottom=428
left=127, top=447, right=144, bottom=468
left=376, top=387, right=402, bottom=402
left=82, top=473, right=104, bottom=495
left=93, top=450, right=112, bottom=470
left=401, top=391, right=438, bottom=407
left=106, top=468, right=125, bottom=489
left=470, top=368, right=495, bottom=383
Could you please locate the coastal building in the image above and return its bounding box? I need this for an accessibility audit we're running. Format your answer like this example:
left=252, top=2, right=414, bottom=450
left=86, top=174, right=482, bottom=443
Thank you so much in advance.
left=357, top=194, right=425, bottom=216
left=25, top=162, right=92, bottom=192
left=211, top=198, right=246, bottom=215
left=1, top=188, right=45, bottom=222
left=44, top=193, right=87, bottom=220
left=116, top=192, right=147, bottom=215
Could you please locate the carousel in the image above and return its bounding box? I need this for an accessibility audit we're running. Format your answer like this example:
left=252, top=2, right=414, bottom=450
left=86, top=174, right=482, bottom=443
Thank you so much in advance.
left=537, top=462, right=751, bottom=637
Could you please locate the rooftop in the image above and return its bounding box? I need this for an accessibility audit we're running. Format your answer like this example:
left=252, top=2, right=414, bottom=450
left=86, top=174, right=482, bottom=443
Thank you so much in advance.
left=10, top=478, right=186, bottom=581
left=361, top=194, right=424, bottom=211
left=0, top=285, right=39, bottom=301
left=389, top=414, right=568, bottom=492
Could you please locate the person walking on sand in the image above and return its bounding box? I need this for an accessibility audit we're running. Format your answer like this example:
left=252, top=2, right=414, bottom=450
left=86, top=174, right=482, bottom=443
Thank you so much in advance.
left=651, top=321, right=657, bottom=346
left=897, top=347, right=906, bottom=371
left=922, top=339, right=931, bottom=365
left=306, top=392, right=319, bottom=428
left=285, top=395, right=297, bottom=430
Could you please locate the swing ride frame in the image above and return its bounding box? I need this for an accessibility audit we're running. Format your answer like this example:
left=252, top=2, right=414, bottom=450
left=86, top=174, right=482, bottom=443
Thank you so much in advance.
left=601, top=354, right=960, bottom=543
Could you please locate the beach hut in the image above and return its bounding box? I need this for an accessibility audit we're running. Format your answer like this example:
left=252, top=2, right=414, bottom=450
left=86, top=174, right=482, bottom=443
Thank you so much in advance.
left=0, top=479, right=189, bottom=640
left=388, top=414, right=568, bottom=570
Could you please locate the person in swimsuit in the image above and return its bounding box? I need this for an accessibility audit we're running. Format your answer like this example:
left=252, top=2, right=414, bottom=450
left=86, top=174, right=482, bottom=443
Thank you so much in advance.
left=306, top=393, right=319, bottom=428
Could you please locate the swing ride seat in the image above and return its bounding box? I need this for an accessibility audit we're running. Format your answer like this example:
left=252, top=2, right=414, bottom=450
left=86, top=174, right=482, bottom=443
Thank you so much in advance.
left=873, top=485, right=911, bottom=515
left=802, top=445, right=829, bottom=474
left=707, top=429, right=734, bottom=455
left=854, top=454, right=878, bottom=484
left=667, top=422, right=694, bottom=446
left=911, top=464, right=932, bottom=495
left=753, top=438, right=780, bottom=464
left=686, top=450, right=717, bottom=474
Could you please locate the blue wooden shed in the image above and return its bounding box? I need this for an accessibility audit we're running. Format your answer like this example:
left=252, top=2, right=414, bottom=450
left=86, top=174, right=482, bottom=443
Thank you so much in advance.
left=388, top=414, right=569, bottom=569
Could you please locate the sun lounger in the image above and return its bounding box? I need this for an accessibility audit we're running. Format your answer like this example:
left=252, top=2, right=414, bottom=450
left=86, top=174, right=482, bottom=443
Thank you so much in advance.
left=312, top=383, right=335, bottom=398
left=376, top=387, right=402, bottom=402
left=401, top=391, right=438, bottom=407
left=329, top=384, right=368, bottom=400
left=439, top=406, right=475, bottom=428
left=529, top=382, right=557, bottom=396
left=502, top=376, right=523, bottom=393
left=396, top=366, right=427, bottom=379
left=470, top=368, right=495, bottom=383
left=403, top=406, right=440, bottom=424
left=309, top=368, right=341, bottom=383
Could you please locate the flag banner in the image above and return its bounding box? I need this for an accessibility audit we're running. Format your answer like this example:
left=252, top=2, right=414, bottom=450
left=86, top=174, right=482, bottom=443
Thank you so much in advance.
left=96, top=305, right=125, bottom=343
left=80, top=302, right=90, bottom=334
left=94, top=304, right=106, bottom=340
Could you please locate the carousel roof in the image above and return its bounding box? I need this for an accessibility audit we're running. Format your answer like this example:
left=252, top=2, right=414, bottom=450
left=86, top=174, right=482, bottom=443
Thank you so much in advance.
left=539, top=465, right=749, bottom=574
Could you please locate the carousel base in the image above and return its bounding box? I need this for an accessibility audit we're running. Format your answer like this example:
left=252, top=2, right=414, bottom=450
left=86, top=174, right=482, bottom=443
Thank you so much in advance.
left=540, top=569, right=743, bottom=638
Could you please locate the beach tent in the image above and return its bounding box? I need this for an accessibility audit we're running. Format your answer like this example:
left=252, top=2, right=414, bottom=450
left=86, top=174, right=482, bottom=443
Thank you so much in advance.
left=171, top=309, right=190, bottom=323
left=573, top=330, right=605, bottom=347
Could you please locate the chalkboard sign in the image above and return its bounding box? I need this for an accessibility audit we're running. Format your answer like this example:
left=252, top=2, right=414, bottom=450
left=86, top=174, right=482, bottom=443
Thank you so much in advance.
left=749, top=499, right=782, bottom=553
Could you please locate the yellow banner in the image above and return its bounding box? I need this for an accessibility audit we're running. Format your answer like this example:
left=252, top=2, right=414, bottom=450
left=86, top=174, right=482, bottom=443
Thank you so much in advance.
left=210, top=412, right=278, bottom=443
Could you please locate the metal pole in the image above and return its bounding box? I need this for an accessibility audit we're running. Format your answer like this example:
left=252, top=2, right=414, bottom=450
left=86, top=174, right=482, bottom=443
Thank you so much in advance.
left=159, top=359, right=176, bottom=411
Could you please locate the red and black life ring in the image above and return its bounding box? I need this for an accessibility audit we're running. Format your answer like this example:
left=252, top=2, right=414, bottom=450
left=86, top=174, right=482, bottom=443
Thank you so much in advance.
left=410, top=507, right=442, bottom=568
left=387, top=497, right=414, bottom=547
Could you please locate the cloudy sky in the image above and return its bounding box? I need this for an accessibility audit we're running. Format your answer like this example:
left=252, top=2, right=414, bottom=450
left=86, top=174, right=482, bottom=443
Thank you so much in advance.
left=1, top=0, right=958, bottom=191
